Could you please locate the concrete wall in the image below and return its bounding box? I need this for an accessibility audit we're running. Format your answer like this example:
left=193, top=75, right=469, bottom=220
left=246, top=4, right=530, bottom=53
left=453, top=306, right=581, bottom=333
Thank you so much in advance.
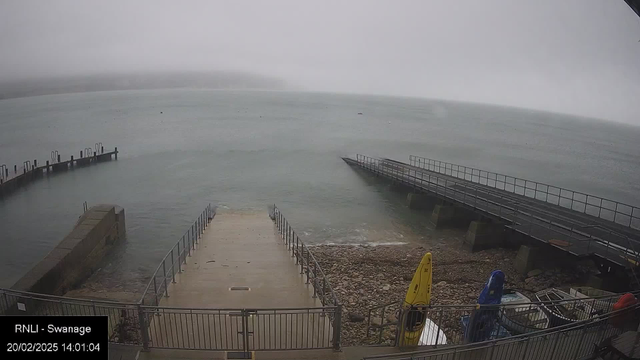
left=11, top=204, right=126, bottom=296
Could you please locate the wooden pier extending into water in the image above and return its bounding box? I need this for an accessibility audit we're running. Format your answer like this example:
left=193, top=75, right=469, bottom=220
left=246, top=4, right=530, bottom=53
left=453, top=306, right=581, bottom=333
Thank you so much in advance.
left=0, top=144, right=118, bottom=197
left=344, top=154, right=640, bottom=284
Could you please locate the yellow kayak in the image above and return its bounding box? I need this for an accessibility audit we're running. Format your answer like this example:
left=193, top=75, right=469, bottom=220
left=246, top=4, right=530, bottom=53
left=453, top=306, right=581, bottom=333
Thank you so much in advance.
left=400, top=252, right=433, bottom=346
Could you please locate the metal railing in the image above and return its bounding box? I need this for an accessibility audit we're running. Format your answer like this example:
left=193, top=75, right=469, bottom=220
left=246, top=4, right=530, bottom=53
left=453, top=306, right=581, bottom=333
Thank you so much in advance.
left=272, top=205, right=340, bottom=307
left=351, top=155, right=640, bottom=267
left=272, top=204, right=342, bottom=350
left=0, top=288, right=144, bottom=345
left=366, top=291, right=632, bottom=347
left=363, top=302, right=640, bottom=360
left=409, top=155, right=640, bottom=231
left=143, top=306, right=338, bottom=351
left=0, top=287, right=339, bottom=352
left=140, top=204, right=215, bottom=306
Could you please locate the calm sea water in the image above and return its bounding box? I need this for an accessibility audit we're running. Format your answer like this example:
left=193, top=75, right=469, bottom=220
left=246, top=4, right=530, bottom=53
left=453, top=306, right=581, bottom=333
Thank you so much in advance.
left=1, top=89, right=639, bottom=289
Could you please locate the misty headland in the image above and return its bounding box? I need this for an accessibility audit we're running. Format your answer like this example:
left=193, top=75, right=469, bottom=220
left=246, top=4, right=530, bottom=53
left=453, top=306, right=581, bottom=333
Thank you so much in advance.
left=0, top=72, right=293, bottom=100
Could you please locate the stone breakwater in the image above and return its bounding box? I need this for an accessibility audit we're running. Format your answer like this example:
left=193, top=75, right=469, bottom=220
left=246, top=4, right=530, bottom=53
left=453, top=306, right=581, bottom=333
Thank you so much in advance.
left=313, top=240, right=596, bottom=346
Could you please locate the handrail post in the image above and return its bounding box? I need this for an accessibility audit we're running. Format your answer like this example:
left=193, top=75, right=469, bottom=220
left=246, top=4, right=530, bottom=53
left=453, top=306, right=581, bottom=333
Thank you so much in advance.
left=162, top=261, right=169, bottom=297
left=171, top=249, right=176, bottom=283
left=187, top=232, right=191, bottom=257
left=312, top=262, right=318, bottom=298
left=177, top=241, right=182, bottom=272
left=323, top=278, right=327, bottom=305
left=153, top=276, right=159, bottom=306
left=306, top=250, right=310, bottom=284
left=333, top=304, right=342, bottom=351
left=137, top=304, right=150, bottom=351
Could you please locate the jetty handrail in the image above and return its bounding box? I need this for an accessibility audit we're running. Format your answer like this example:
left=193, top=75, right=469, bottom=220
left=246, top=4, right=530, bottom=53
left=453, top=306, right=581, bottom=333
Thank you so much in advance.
left=353, top=155, right=639, bottom=265
left=139, top=204, right=215, bottom=306
left=409, top=155, right=640, bottom=230
left=364, top=302, right=640, bottom=360
left=395, top=156, right=640, bottom=264
left=272, top=205, right=340, bottom=308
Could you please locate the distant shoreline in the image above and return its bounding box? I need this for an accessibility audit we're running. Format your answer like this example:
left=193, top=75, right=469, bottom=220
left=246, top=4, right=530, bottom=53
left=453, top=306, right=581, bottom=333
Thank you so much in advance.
left=0, top=72, right=290, bottom=101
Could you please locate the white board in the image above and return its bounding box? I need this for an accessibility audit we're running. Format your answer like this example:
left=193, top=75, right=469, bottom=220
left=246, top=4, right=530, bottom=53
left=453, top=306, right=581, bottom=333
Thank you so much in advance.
left=418, top=318, right=447, bottom=345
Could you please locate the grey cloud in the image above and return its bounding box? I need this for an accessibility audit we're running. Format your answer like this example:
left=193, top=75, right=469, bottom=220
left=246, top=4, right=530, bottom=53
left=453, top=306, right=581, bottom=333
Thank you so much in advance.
left=1, top=0, right=639, bottom=124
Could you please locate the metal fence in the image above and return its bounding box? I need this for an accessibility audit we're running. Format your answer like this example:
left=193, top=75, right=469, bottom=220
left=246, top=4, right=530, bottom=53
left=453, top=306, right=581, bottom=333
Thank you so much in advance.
left=0, top=288, right=144, bottom=345
left=409, top=155, right=640, bottom=231
left=363, top=303, right=640, bottom=360
left=140, top=204, right=215, bottom=306
left=366, top=291, right=632, bottom=348
left=0, top=288, right=340, bottom=351
left=351, top=155, right=639, bottom=267
left=143, top=306, right=338, bottom=351
left=272, top=204, right=342, bottom=350
left=272, top=205, right=340, bottom=308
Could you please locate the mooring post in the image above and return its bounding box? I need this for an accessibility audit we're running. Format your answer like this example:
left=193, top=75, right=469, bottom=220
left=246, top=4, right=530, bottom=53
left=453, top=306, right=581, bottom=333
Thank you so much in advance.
left=14, top=165, right=17, bottom=173
left=57, top=154, right=60, bottom=163
left=34, top=159, right=37, bottom=168
left=101, top=146, right=104, bottom=154
left=80, top=150, right=83, bottom=158
left=115, top=147, right=118, bottom=160
left=70, top=156, right=74, bottom=167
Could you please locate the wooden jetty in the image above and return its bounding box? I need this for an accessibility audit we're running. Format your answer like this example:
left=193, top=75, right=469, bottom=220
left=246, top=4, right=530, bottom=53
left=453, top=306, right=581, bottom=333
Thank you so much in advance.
left=0, top=144, right=118, bottom=197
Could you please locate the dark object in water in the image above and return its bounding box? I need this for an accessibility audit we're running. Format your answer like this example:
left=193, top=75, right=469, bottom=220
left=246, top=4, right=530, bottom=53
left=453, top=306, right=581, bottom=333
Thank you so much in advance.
left=357, top=112, right=363, bottom=115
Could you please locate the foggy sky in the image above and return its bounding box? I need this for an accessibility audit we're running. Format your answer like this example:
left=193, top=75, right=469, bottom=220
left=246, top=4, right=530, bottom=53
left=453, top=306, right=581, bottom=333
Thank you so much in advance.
left=1, top=0, right=639, bottom=124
